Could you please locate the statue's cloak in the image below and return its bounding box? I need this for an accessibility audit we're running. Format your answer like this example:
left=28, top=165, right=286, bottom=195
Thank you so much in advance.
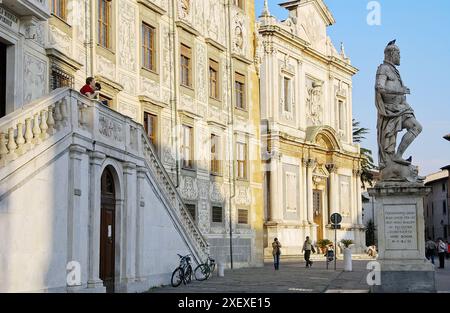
left=375, top=63, right=415, bottom=169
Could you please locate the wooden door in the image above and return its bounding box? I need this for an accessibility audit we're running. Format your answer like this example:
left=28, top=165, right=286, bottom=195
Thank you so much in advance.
left=313, top=190, right=323, bottom=241
left=100, top=168, right=116, bottom=293
left=0, top=42, right=6, bottom=118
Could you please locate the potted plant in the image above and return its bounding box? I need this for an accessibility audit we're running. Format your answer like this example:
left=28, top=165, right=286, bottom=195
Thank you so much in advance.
left=340, top=239, right=354, bottom=272
left=317, top=239, right=332, bottom=254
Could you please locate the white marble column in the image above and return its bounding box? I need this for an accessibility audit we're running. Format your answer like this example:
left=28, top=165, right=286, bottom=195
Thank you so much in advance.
left=87, top=151, right=106, bottom=289
left=135, top=166, right=147, bottom=281
left=67, top=145, right=86, bottom=289
left=123, top=162, right=137, bottom=284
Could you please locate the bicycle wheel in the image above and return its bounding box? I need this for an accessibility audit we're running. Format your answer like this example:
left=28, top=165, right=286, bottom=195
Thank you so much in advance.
left=184, top=265, right=193, bottom=284
left=171, top=267, right=184, bottom=287
left=194, top=264, right=209, bottom=281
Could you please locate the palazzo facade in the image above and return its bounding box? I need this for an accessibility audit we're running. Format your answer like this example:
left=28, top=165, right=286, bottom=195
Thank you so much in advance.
left=258, top=0, right=365, bottom=255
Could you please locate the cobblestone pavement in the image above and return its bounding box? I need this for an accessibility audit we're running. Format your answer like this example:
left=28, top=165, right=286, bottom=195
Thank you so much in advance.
left=150, top=258, right=371, bottom=293
left=149, top=257, right=450, bottom=293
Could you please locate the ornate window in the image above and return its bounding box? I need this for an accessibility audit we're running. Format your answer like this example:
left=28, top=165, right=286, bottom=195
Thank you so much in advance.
left=185, top=203, right=196, bottom=222
left=142, top=23, right=156, bottom=71
left=212, top=206, right=223, bottom=223
left=182, top=124, right=193, bottom=169
left=238, top=209, right=248, bottom=224
left=210, top=134, right=220, bottom=175
left=98, top=0, right=112, bottom=48
left=283, top=76, right=292, bottom=112
left=338, top=100, right=346, bottom=131
left=236, top=142, right=247, bottom=180
left=144, top=112, right=158, bottom=148
left=51, top=0, right=67, bottom=20
left=180, top=44, right=192, bottom=87
left=50, top=65, right=73, bottom=90
left=209, top=59, right=219, bottom=100
left=235, top=72, right=246, bottom=110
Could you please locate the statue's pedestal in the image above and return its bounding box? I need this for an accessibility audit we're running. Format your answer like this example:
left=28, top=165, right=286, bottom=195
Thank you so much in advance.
left=368, top=183, right=435, bottom=293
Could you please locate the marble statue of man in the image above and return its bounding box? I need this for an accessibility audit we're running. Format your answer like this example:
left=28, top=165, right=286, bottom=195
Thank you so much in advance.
left=375, top=40, right=423, bottom=175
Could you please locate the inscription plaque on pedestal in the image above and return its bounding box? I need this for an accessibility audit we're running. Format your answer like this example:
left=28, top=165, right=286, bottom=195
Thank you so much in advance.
left=384, top=205, right=417, bottom=251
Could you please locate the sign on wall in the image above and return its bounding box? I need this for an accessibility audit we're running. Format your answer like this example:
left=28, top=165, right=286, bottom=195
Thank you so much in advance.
left=0, top=6, right=19, bottom=32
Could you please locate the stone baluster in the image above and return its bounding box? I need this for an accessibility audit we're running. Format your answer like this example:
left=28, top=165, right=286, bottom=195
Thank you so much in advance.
left=32, top=113, right=41, bottom=144
left=60, top=98, right=68, bottom=126
left=54, top=101, right=63, bottom=130
left=39, top=110, right=48, bottom=140
left=7, top=127, right=17, bottom=160
left=0, top=133, right=8, bottom=165
left=24, top=118, right=33, bottom=148
left=47, top=105, right=55, bottom=135
left=16, top=122, right=25, bottom=155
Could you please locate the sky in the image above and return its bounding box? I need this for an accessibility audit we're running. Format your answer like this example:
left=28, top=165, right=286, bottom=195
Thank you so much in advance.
left=255, top=0, right=450, bottom=175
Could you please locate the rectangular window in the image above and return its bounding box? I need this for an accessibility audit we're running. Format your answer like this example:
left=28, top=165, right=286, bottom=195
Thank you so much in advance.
left=338, top=100, right=345, bottom=131
left=443, top=183, right=446, bottom=192
left=98, top=0, right=111, bottom=48
left=212, top=206, right=223, bottom=223
left=235, top=72, right=246, bottom=110
left=444, top=201, right=447, bottom=215
left=180, top=44, right=192, bottom=87
left=51, top=0, right=67, bottom=20
left=238, top=209, right=248, bottom=224
left=182, top=125, right=193, bottom=169
left=185, top=204, right=196, bottom=222
left=144, top=112, right=157, bottom=148
left=142, top=23, right=156, bottom=71
left=50, top=66, right=73, bottom=90
left=209, top=59, right=219, bottom=100
left=210, top=134, right=220, bottom=174
left=236, top=142, right=247, bottom=180
left=283, top=77, right=291, bottom=112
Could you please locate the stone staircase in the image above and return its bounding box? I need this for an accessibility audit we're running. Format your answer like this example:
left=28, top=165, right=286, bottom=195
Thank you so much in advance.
left=0, top=87, right=209, bottom=264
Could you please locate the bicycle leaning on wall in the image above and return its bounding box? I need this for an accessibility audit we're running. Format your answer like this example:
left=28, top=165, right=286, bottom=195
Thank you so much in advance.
left=194, top=254, right=216, bottom=281
left=171, top=254, right=193, bottom=287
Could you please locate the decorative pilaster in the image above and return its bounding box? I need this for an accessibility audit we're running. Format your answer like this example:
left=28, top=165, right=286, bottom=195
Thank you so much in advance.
left=67, top=145, right=87, bottom=290
left=269, top=151, right=282, bottom=222
left=135, top=166, right=148, bottom=281
left=87, top=151, right=106, bottom=289
left=123, top=162, right=137, bottom=284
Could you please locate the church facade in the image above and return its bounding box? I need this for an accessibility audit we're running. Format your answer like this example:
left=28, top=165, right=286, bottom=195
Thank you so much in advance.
left=257, top=0, right=365, bottom=255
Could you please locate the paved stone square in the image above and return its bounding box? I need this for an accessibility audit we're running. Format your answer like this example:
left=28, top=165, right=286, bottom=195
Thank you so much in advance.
left=149, top=257, right=450, bottom=293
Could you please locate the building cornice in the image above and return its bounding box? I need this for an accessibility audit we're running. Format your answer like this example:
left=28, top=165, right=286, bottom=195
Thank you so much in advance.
left=259, top=24, right=359, bottom=76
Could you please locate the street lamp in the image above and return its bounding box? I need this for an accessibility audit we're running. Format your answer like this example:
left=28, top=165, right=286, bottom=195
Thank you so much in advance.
left=444, top=134, right=450, bottom=142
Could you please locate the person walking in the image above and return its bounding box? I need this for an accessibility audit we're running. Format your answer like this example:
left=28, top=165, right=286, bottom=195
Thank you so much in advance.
left=302, top=236, right=315, bottom=268
left=272, top=238, right=282, bottom=270
left=425, top=237, right=436, bottom=265
left=438, top=238, right=446, bottom=269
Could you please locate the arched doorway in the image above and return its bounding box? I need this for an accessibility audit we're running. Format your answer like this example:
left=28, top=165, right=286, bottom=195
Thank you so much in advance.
left=100, top=166, right=116, bottom=293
